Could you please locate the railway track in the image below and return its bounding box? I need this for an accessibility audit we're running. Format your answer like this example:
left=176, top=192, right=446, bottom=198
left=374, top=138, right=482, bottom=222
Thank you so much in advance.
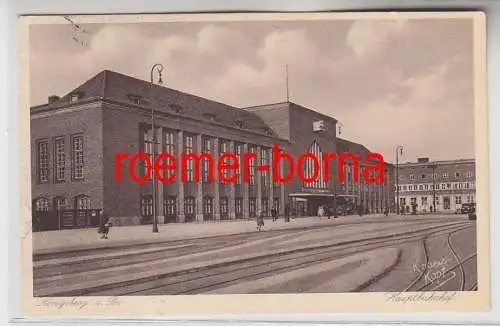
left=33, top=217, right=462, bottom=261
left=75, top=221, right=471, bottom=296
left=34, top=219, right=459, bottom=280
left=406, top=225, right=477, bottom=292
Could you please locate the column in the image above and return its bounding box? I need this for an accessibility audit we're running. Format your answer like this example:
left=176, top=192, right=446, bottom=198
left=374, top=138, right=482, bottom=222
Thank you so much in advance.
left=379, top=184, right=383, bottom=212
left=213, top=137, right=221, bottom=220
left=228, top=141, right=236, bottom=220
left=243, top=143, right=250, bottom=218
left=279, top=152, right=286, bottom=216
left=156, top=127, right=165, bottom=224
left=176, top=130, right=185, bottom=222
left=256, top=145, right=262, bottom=214
left=268, top=147, right=274, bottom=216
left=368, top=183, right=373, bottom=213
left=385, top=170, right=390, bottom=212
left=195, top=134, right=203, bottom=222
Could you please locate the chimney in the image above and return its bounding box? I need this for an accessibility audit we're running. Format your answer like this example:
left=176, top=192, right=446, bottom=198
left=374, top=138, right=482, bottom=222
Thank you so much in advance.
left=417, top=157, right=430, bottom=163
left=48, top=95, right=60, bottom=104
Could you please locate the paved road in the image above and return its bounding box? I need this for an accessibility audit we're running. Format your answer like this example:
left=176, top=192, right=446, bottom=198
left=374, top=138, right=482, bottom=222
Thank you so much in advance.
left=33, top=215, right=477, bottom=296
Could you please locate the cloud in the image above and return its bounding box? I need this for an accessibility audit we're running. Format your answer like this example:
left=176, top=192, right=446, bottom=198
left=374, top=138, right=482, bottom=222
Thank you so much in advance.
left=339, top=59, right=474, bottom=162
left=29, top=19, right=475, bottom=162
left=346, top=19, right=407, bottom=58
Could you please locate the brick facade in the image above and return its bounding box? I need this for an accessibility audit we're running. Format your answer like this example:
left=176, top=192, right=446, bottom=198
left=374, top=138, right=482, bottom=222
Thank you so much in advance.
left=31, top=70, right=395, bottom=226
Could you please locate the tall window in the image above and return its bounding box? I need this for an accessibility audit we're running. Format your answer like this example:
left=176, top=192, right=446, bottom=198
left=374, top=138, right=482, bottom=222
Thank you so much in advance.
left=261, top=147, right=269, bottom=186
left=164, top=131, right=175, bottom=179
left=143, top=128, right=153, bottom=179
left=71, top=135, right=84, bottom=180
left=220, top=197, right=229, bottom=219
left=164, top=196, right=176, bottom=217
left=185, top=135, right=194, bottom=182
left=236, top=144, right=242, bottom=184
left=75, top=195, right=91, bottom=210
left=456, top=196, right=462, bottom=205
left=220, top=141, right=231, bottom=181
left=54, top=197, right=66, bottom=211
left=249, top=198, right=256, bottom=217
left=249, top=146, right=256, bottom=185
left=202, top=137, right=213, bottom=182
left=235, top=198, right=243, bottom=218
left=35, top=197, right=49, bottom=211
left=54, top=137, right=65, bottom=182
left=141, top=196, right=153, bottom=217
left=273, top=198, right=280, bottom=213
left=262, top=198, right=269, bottom=216
left=185, top=196, right=195, bottom=219
left=303, top=141, right=327, bottom=189
left=37, top=140, right=49, bottom=183
left=203, top=196, right=213, bottom=219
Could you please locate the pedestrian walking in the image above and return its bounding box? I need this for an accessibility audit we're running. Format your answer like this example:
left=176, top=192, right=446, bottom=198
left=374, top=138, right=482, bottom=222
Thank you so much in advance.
left=98, top=210, right=112, bottom=239
left=256, top=210, right=265, bottom=231
left=327, top=206, right=332, bottom=219
left=271, top=206, right=277, bottom=222
left=317, top=205, right=324, bottom=219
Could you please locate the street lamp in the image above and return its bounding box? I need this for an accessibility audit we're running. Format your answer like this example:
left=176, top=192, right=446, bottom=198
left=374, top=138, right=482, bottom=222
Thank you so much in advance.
left=395, top=145, right=404, bottom=215
left=150, top=63, right=164, bottom=233
left=427, top=164, right=438, bottom=214
left=332, top=121, right=344, bottom=218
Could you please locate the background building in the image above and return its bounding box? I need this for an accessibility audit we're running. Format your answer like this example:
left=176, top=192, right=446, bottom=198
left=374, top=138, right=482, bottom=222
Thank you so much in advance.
left=397, top=157, right=476, bottom=214
left=31, top=70, right=395, bottom=228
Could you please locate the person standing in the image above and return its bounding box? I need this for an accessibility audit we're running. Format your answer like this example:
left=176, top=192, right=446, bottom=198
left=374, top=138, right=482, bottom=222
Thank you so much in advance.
left=256, top=209, right=264, bottom=231
left=284, top=204, right=290, bottom=222
left=98, top=210, right=112, bottom=239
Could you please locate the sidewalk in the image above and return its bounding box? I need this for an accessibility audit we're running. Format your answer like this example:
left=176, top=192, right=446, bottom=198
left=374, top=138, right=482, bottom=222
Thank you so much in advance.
left=31, top=214, right=390, bottom=255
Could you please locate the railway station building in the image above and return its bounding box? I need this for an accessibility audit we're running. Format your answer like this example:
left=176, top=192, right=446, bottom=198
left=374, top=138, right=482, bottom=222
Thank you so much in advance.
left=30, top=70, right=396, bottom=228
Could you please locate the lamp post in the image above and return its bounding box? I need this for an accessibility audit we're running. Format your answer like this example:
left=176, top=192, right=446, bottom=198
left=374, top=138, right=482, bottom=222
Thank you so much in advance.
left=332, top=122, right=344, bottom=218
left=150, top=63, right=164, bottom=233
left=395, top=145, right=404, bottom=215
left=428, top=164, right=438, bottom=214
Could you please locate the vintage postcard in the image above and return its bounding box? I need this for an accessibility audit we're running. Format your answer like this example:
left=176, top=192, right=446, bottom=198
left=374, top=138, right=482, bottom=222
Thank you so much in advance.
left=19, top=11, right=489, bottom=317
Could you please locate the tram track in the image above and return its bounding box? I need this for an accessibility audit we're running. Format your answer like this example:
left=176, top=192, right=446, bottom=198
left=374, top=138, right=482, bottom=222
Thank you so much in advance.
left=75, top=221, right=471, bottom=296
left=33, top=217, right=461, bottom=261
left=412, top=224, right=477, bottom=292
left=34, top=219, right=459, bottom=280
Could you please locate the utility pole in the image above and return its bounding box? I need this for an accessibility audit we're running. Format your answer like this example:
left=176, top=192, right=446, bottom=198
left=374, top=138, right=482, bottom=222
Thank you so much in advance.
left=429, top=163, right=437, bottom=213
left=395, top=146, right=404, bottom=215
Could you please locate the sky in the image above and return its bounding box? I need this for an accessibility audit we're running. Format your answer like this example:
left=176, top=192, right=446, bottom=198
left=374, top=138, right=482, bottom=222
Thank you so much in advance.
left=29, top=17, right=475, bottom=164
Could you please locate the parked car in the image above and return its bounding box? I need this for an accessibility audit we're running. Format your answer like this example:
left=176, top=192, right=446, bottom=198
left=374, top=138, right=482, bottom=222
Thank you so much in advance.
left=461, top=203, right=476, bottom=214
left=467, top=204, right=477, bottom=220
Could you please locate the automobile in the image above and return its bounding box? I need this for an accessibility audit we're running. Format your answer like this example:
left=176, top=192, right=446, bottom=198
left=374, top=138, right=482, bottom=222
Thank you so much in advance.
left=461, top=203, right=476, bottom=215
